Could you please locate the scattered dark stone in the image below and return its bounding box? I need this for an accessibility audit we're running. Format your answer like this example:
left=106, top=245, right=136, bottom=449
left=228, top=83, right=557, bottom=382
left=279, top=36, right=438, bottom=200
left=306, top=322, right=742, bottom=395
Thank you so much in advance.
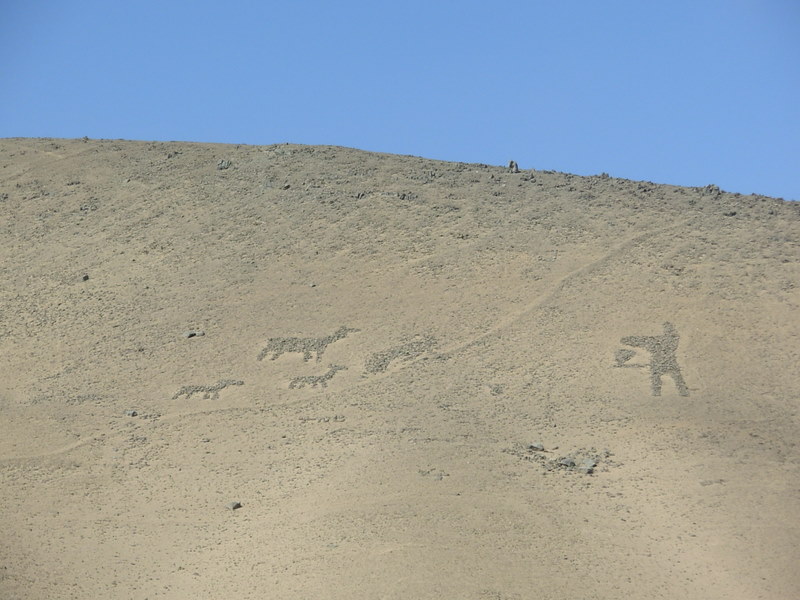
left=217, top=159, right=232, bottom=170
left=183, top=330, right=205, bottom=339
left=723, top=211, right=737, bottom=216
left=528, top=443, right=545, bottom=452
left=559, top=458, right=576, bottom=468
left=418, top=469, right=448, bottom=480
left=281, top=183, right=291, bottom=190
left=124, top=410, right=138, bottom=417
left=81, top=274, right=89, bottom=281
left=226, top=501, right=242, bottom=511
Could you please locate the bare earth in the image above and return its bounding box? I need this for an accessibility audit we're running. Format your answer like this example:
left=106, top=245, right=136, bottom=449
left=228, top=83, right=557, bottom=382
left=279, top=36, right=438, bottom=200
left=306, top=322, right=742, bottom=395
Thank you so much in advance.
left=1, top=138, right=798, bottom=599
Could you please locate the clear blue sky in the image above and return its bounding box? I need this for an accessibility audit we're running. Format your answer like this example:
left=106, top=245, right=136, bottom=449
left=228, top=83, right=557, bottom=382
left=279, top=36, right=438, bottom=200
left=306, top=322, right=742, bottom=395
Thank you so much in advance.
left=2, top=1, right=798, bottom=200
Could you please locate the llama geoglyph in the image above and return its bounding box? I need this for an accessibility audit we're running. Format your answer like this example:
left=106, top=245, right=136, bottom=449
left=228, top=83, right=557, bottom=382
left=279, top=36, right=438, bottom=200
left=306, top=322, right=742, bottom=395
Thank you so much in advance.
left=257, top=326, right=359, bottom=362
left=289, top=365, right=347, bottom=389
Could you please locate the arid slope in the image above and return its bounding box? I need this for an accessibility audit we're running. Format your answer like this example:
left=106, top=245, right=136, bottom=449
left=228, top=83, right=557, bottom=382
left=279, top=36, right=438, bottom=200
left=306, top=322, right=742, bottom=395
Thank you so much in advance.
left=1, top=138, right=798, bottom=599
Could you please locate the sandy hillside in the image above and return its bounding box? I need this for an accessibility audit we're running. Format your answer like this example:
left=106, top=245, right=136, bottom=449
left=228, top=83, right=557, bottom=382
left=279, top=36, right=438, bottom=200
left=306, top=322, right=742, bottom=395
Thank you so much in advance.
left=1, top=137, right=798, bottom=599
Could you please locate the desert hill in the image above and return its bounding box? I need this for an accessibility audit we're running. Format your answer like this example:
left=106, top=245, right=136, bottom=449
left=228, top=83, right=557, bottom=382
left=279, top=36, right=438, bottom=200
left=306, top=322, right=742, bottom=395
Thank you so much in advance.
left=1, top=137, right=798, bottom=599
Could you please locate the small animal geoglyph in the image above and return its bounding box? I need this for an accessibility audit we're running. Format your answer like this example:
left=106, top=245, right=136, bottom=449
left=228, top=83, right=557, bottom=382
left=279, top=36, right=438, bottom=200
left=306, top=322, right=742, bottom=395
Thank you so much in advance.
left=172, top=379, right=244, bottom=400
left=289, top=364, right=347, bottom=389
left=364, top=334, right=437, bottom=374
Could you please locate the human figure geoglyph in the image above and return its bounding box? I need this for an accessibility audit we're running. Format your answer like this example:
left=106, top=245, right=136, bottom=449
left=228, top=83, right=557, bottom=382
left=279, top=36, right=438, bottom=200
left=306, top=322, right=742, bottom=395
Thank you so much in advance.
left=616, top=322, right=689, bottom=396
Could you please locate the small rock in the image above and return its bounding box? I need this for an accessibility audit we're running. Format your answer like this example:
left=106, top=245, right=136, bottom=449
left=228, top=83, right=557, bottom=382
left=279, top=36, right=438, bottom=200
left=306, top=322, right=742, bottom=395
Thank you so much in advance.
left=81, top=274, right=89, bottom=281
left=183, top=330, right=205, bottom=339
left=528, top=443, right=545, bottom=452
left=488, top=384, right=504, bottom=396
left=226, top=501, right=242, bottom=511
left=124, top=410, right=138, bottom=417
left=217, top=159, right=231, bottom=170
left=559, top=457, right=576, bottom=468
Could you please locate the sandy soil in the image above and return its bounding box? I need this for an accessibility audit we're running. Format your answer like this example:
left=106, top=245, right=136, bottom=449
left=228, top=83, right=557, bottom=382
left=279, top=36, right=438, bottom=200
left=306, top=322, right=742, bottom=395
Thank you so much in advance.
left=1, top=138, right=798, bottom=599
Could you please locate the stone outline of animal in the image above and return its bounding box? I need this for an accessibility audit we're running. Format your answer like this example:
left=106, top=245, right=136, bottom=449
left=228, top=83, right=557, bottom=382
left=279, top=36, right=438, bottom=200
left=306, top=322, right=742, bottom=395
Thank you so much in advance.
left=363, top=334, right=437, bottom=375
left=172, top=379, right=244, bottom=400
left=256, top=326, right=359, bottom=362
left=289, top=365, right=347, bottom=389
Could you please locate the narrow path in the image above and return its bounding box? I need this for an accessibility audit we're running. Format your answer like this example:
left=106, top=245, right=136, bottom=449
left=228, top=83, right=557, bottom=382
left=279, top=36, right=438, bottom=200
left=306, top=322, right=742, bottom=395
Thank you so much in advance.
left=0, top=435, right=98, bottom=463
left=436, top=220, right=690, bottom=359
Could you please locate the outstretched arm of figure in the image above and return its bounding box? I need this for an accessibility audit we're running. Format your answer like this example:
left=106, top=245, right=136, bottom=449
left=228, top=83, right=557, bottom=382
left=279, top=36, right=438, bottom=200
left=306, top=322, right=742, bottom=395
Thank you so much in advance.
left=621, top=335, right=658, bottom=351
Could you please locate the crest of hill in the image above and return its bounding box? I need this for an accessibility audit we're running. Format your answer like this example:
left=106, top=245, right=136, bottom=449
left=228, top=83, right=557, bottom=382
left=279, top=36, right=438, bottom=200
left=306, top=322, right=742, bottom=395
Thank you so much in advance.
left=1, top=137, right=796, bottom=307
left=1, top=137, right=796, bottom=257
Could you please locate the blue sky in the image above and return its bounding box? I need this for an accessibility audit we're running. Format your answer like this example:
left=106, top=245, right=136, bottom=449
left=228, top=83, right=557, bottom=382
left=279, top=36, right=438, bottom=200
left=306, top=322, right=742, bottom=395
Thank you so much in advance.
left=2, top=1, right=798, bottom=200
